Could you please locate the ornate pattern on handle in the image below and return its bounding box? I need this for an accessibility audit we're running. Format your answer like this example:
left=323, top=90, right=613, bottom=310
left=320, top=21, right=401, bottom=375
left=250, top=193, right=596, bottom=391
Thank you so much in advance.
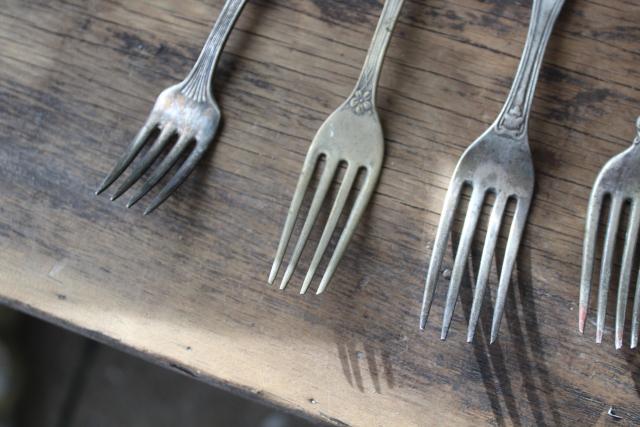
left=347, top=0, right=405, bottom=115
left=349, top=89, right=373, bottom=115
left=181, top=0, right=248, bottom=103
left=495, top=0, right=565, bottom=137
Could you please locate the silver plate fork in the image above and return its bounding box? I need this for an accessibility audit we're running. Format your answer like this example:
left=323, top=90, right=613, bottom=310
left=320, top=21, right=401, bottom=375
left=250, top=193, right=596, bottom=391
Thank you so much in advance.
left=580, top=117, right=640, bottom=349
left=269, top=0, right=405, bottom=294
left=96, top=0, right=248, bottom=214
left=420, top=0, right=565, bottom=343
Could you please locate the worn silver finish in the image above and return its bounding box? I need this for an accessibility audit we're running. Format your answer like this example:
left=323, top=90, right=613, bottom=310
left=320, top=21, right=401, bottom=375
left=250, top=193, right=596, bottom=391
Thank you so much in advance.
left=420, top=0, right=564, bottom=342
left=269, top=0, right=405, bottom=294
left=580, top=117, right=640, bottom=349
left=96, top=0, right=248, bottom=214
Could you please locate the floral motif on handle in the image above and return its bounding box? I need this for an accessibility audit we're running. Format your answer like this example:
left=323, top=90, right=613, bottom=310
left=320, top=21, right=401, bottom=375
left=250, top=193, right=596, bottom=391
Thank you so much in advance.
left=349, top=89, right=373, bottom=115
left=494, top=0, right=565, bottom=139
left=497, top=104, right=526, bottom=136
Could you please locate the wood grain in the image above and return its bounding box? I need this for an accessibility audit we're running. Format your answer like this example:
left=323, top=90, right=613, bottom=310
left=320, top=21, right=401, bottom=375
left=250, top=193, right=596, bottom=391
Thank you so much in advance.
left=1, top=0, right=640, bottom=425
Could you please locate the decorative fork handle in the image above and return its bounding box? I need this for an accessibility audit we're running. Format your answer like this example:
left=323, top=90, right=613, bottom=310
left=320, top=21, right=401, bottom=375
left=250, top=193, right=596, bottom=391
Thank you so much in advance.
left=180, top=0, right=249, bottom=103
left=349, top=0, right=405, bottom=113
left=495, top=0, right=564, bottom=137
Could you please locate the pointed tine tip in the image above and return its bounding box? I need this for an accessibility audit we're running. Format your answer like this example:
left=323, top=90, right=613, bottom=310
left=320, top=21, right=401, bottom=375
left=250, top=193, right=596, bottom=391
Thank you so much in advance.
left=139, top=193, right=161, bottom=214
left=596, top=329, right=603, bottom=344
left=279, top=267, right=295, bottom=291
left=267, top=266, right=277, bottom=286
left=490, top=321, right=501, bottom=344
left=128, top=187, right=153, bottom=210
left=143, top=199, right=162, bottom=215
left=300, top=277, right=313, bottom=295
left=466, top=325, right=476, bottom=343
left=111, top=191, right=124, bottom=202
left=578, top=306, right=587, bottom=334
left=440, top=328, right=448, bottom=341
left=95, top=178, right=111, bottom=196
left=489, top=329, right=501, bottom=345
left=126, top=183, right=154, bottom=210
left=316, top=277, right=330, bottom=296
left=316, top=284, right=326, bottom=295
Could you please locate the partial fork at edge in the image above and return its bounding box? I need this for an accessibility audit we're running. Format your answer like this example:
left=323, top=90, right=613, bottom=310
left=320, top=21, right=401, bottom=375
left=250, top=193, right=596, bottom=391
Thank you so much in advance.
left=96, top=0, right=248, bottom=214
left=580, top=117, right=640, bottom=350
left=420, top=0, right=565, bottom=343
left=268, top=0, right=405, bottom=295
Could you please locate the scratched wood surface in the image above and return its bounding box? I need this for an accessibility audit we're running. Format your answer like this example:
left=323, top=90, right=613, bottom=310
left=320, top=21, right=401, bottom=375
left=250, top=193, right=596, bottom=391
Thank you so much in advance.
left=1, top=0, right=640, bottom=425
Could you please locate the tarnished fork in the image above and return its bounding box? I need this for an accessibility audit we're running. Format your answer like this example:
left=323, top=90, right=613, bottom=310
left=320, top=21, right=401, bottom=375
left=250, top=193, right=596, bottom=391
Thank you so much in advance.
left=420, top=0, right=565, bottom=342
left=268, top=0, right=405, bottom=294
left=96, top=0, right=248, bottom=214
left=580, top=117, right=640, bottom=349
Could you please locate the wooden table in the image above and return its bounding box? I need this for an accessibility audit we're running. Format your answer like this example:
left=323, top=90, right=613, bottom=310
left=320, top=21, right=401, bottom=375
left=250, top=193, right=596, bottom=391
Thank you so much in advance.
left=2, top=0, right=639, bottom=425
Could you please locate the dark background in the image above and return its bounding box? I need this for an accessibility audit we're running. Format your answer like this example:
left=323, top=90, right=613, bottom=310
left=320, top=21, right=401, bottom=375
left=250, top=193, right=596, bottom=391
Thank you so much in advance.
left=0, top=307, right=316, bottom=427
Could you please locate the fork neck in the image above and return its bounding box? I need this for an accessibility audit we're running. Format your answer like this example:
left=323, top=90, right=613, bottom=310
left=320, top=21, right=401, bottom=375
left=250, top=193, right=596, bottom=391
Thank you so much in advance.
left=180, top=0, right=248, bottom=103
left=348, top=0, right=405, bottom=115
left=494, top=0, right=565, bottom=138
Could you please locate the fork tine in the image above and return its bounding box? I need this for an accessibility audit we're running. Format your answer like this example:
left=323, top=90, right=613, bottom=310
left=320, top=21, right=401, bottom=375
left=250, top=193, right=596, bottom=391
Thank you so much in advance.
left=615, top=200, right=639, bottom=349
left=467, top=193, right=507, bottom=342
left=143, top=144, right=208, bottom=216
left=111, top=126, right=175, bottom=201
left=596, top=195, right=623, bottom=343
left=269, top=151, right=322, bottom=285
left=632, top=273, right=640, bottom=349
left=300, top=166, right=359, bottom=294
left=126, top=134, right=194, bottom=209
left=279, top=158, right=339, bottom=290
left=441, top=188, right=485, bottom=340
left=490, top=198, right=530, bottom=344
left=580, top=189, right=605, bottom=334
left=315, top=169, right=378, bottom=295
left=420, top=178, right=463, bottom=330
left=96, top=120, right=157, bottom=195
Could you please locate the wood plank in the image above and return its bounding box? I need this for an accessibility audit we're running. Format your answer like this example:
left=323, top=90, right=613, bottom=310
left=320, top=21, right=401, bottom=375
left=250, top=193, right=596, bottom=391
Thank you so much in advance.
left=1, top=0, right=640, bottom=425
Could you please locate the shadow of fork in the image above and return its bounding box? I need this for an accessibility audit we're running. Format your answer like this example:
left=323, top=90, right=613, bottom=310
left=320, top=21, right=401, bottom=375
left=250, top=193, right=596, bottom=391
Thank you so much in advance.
left=452, top=231, right=520, bottom=427
left=450, top=209, right=561, bottom=425
left=624, top=344, right=640, bottom=398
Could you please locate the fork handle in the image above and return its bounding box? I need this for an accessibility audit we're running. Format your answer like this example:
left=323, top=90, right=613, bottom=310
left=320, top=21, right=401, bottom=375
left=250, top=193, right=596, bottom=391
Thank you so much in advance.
left=495, top=0, right=565, bottom=137
left=180, top=0, right=249, bottom=102
left=350, top=0, right=405, bottom=109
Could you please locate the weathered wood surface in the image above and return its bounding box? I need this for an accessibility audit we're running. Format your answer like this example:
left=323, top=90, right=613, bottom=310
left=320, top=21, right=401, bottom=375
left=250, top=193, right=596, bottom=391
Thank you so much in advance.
left=1, top=0, right=640, bottom=425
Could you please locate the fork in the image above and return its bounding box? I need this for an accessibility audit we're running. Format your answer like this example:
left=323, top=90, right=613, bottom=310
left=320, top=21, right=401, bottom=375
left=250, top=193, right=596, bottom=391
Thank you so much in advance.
left=580, top=117, right=640, bottom=349
left=268, top=0, right=405, bottom=294
left=420, top=0, right=565, bottom=343
left=96, top=0, right=248, bottom=214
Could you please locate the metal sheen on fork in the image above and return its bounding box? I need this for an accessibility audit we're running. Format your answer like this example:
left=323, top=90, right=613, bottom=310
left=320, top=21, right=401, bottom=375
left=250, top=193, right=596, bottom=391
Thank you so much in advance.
left=96, top=0, right=248, bottom=214
left=269, top=0, right=405, bottom=294
left=580, top=117, right=640, bottom=350
left=420, top=0, right=565, bottom=343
